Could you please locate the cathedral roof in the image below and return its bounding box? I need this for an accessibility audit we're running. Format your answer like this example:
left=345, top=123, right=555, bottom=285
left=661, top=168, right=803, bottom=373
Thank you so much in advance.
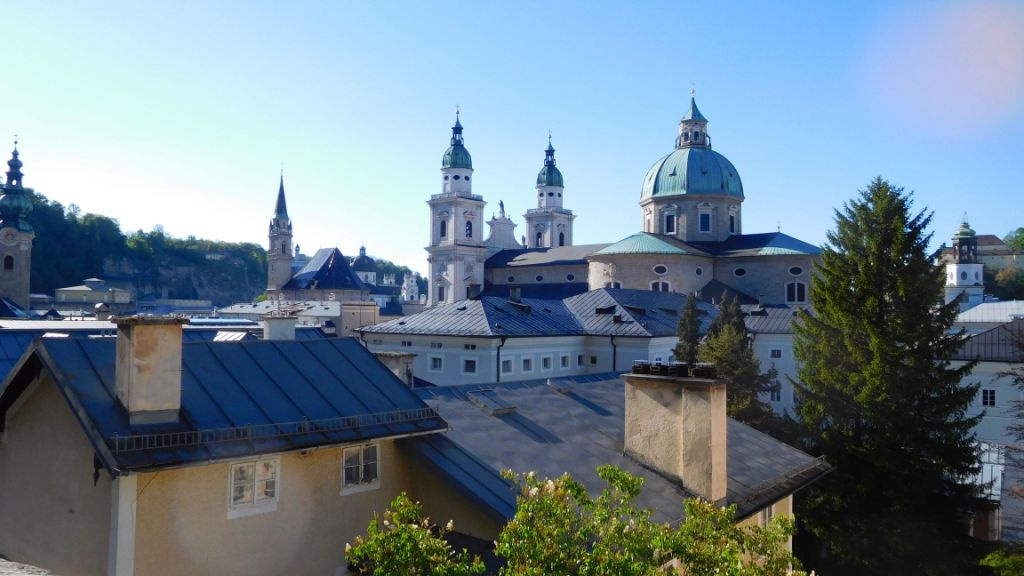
left=640, top=98, right=743, bottom=201
left=351, top=246, right=376, bottom=272
left=591, top=233, right=711, bottom=257
left=282, top=248, right=366, bottom=291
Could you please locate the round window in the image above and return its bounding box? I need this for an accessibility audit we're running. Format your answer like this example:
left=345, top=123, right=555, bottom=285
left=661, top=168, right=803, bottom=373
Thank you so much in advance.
left=464, top=176, right=470, bottom=181
left=695, top=267, right=703, bottom=277
left=734, top=268, right=747, bottom=277
left=507, top=276, right=515, bottom=283
left=538, top=192, right=543, bottom=197
left=444, top=175, right=449, bottom=181
left=960, top=271, right=968, bottom=281
left=653, top=265, right=668, bottom=275
left=566, top=274, right=575, bottom=281
left=535, top=275, right=544, bottom=282
left=548, top=192, right=554, bottom=196
left=789, top=266, right=804, bottom=276
left=453, top=175, right=460, bottom=180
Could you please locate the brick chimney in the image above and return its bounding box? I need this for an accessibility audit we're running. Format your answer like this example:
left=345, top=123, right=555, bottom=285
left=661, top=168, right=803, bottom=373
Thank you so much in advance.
left=263, top=313, right=297, bottom=340
left=114, top=316, right=189, bottom=425
left=623, top=365, right=727, bottom=502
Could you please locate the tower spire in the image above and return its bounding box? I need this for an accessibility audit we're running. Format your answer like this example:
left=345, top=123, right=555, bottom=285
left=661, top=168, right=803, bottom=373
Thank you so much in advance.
left=275, top=171, right=288, bottom=220
left=5, top=138, right=23, bottom=189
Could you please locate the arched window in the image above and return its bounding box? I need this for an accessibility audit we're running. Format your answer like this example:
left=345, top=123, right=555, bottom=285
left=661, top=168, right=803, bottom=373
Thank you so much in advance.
left=437, top=286, right=446, bottom=303
left=281, top=242, right=287, bottom=254
left=651, top=281, right=670, bottom=292
left=465, top=221, right=473, bottom=238
left=786, top=281, right=807, bottom=304
left=535, top=232, right=542, bottom=247
left=558, top=232, right=565, bottom=246
left=3, top=256, right=12, bottom=271
left=439, top=220, right=447, bottom=239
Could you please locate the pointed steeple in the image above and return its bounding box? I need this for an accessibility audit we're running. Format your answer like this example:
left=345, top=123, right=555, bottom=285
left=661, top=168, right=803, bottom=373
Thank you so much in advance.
left=442, top=107, right=473, bottom=170
left=5, top=139, right=23, bottom=189
left=676, top=88, right=710, bottom=149
left=536, top=134, right=564, bottom=188
left=275, top=172, right=288, bottom=220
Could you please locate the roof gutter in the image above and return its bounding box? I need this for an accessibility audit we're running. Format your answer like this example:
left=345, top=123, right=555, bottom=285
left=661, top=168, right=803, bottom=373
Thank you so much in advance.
left=496, top=336, right=507, bottom=383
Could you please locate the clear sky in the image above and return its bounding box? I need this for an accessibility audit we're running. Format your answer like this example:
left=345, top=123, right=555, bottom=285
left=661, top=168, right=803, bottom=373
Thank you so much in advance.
left=4, top=1, right=1023, bottom=277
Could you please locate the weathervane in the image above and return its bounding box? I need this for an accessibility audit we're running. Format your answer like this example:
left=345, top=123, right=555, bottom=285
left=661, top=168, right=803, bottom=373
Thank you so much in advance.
left=690, top=82, right=696, bottom=98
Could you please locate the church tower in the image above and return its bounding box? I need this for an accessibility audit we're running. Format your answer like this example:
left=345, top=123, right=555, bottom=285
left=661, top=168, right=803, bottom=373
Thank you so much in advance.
left=0, top=141, right=35, bottom=309
left=267, top=174, right=294, bottom=292
left=426, top=111, right=487, bottom=305
left=523, top=136, right=574, bottom=248
left=945, top=219, right=984, bottom=311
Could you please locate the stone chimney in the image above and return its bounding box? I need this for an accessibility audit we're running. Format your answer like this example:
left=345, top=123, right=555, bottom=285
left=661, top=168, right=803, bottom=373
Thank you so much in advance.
left=263, top=313, right=297, bottom=340
left=623, top=364, right=727, bottom=502
left=114, top=316, right=189, bottom=425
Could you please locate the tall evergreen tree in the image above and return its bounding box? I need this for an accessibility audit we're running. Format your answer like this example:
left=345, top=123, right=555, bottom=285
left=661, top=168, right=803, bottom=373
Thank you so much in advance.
left=793, top=178, right=983, bottom=575
left=674, top=292, right=702, bottom=365
left=708, top=292, right=745, bottom=338
left=697, top=323, right=777, bottom=426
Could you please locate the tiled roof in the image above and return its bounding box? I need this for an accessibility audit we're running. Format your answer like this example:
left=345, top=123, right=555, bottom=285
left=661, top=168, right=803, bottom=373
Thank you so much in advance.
left=485, top=244, right=609, bottom=268
left=0, top=338, right=446, bottom=474
left=406, top=375, right=829, bottom=523
left=282, top=247, right=366, bottom=291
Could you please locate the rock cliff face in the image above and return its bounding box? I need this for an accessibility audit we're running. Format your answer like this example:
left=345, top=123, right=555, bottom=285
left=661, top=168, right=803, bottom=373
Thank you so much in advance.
left=103, top=252, right=265, bottom=307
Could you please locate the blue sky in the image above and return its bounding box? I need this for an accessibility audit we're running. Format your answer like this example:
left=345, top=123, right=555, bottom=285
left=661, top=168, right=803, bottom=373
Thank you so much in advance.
left=4, top=1, right=1023, bottom=276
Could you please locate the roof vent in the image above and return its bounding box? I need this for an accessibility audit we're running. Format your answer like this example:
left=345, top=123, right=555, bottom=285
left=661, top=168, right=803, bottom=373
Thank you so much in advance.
left=466, top=388, right=516, bottom=415
left=613, top=314, right=623, bottom=323
left=545, top=378, right=571, bottom=394
left=595, top=305, right=616, bottom=315
left=509, top=301, right=532, bottom=314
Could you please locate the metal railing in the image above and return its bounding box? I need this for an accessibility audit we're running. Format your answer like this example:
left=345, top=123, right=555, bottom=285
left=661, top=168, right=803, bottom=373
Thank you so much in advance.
left=110, top=407, right=440, bottom=453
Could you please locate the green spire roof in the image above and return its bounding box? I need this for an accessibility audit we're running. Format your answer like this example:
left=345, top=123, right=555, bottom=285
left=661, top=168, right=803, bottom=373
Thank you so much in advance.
left=536, top=136, right=564, bottom=187
left=681, top=97, right=707, bottom=122
left=442, top=111, right=473, bottom=170
left=0, top=142, right=33, bottom=232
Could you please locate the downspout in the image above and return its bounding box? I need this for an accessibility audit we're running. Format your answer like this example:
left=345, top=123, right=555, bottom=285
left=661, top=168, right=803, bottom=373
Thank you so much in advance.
left=496, top=336, right=507, bottom=383
left=610, top=335, right=617, bottom=372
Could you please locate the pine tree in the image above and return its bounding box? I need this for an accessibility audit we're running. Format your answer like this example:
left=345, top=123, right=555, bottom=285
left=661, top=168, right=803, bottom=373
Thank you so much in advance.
left=697, top=323, right=777, bottom=426
left=708, top=292, right=745, bottom=338
left=793, top=177, right=983, bottom=575
left=674, top=292, right=702, bottom=365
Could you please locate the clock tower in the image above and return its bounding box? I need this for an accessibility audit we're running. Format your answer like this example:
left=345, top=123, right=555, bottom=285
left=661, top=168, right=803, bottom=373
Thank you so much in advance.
left=0, top=141, right=34, bottom=309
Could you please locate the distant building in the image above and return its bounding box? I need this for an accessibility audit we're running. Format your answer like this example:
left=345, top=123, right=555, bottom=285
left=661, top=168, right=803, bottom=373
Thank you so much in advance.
left=0, top=141, right=35, bottom=310
left=55, top=277, right=134, bottom=312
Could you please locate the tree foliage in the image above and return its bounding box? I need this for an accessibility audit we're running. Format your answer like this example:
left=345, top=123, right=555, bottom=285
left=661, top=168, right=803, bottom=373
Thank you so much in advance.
left=348, top=466, right=809, bottom=576
left=345, top=492, right=485, bottom=576
left=673, top=292, right=702, bottom=365
left=793, top=177, right=983, bottom=575
left=698, top=323, right=777, bottom=427
left=1005, top=227, right=1024, bottom=251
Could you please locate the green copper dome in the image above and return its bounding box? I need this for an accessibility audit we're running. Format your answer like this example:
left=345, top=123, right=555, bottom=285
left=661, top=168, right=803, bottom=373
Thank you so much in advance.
left=640, top=98, right=743, bottom=200
left=953, top=220, right=976, bottom=238
left=536, top=140, right=563, bottom=187
left=441, top=114, right=473, bottom=170
left=640, top=147, right=743, bottom=200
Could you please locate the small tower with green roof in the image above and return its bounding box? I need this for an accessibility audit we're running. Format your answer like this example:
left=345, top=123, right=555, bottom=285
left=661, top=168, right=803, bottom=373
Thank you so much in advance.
left=944, top=217, right=984, bottom=311
left=524, top=135, right=575, bottom=248
left=427, top=110, right=487, bottom=305
left=0, top=140, right=35, bottom=309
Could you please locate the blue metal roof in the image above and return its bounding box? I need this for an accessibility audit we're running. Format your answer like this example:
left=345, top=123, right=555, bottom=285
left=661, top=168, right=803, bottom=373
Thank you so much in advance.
left=0, top=337, right=446, bottom=474
left=688, top=232, right=821, bottom=257
left=361, top=295, right=584, bottom=337
left=406, top=375, right=830, bottom=522
left=282, top=247, right=366, bottom=291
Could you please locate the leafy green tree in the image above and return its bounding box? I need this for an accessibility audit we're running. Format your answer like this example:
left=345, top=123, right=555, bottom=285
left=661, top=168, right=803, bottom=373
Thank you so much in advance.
left=1005, top=227, right=1024, bottom=251
left=346, top=492, right=485, bottom=576
left=793, top=177, right=983, bottom=575
left=673, top=292, right=701, bottom=365
left=497, top=466, right=804, bottom=576
left=697, top=323, right=777, bottom=426
left=982, top=546, right=1024, bottom=576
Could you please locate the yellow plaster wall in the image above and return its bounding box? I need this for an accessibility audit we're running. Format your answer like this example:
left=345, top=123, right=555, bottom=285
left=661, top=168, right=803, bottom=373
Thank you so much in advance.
left=0, top=378, right=112, bottom=576
left=132, top=439, right=412, bottom=576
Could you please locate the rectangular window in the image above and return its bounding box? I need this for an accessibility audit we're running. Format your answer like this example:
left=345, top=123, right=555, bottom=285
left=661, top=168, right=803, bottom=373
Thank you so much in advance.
left=786, top=282, right=807, bottom=304
left=770, top=349, right=782, bottom=359
left=982, top=389, right=996, bottom=407
left=501, top=359, right=512, bottom=374
left=342, top=444, right=379, bottom=494
left=577, top=354, right=584, bottom=367
left=228, top=458, right=279, bottom=518
left=522, top=358, right=533, bottom=373
left=770, top=384, right=782, bottom=402
left=429, top=356, right=443, bottom=372
left=560, top=355, right=569, bottom=368
left=665, top=214, right=676, bottom=234
left=464, top=344, right=477, bottom=350
left=590, top=355, right=598, bottom=365
left=699, top=212, right=711, bottom=233
left=437, top=286, right=445, bottom=302
left=430, top=342, right=443, bottom=349
left=401, top=340, right=412, bottom=347
left=463, top=358, right=477, bottom=374
left=729, top=214, right=736, bottom=234
left=542, top=356, right=552, bottom=370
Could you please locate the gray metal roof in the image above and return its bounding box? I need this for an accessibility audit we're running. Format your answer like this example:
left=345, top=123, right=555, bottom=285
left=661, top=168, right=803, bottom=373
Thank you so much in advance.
left=688, top=232, right=821, bottom=257
left=565, top=289, right=714, bottom=337
left=743, top=305, right=805, bottom=334
left=485, top=244, right=609, bottom=268
left=954, top=318, right=1024, bottom=362
left=956, top=301, right=1024, bottom=325
left=406, top=375, right=829, bottom=523
left=0, top=338, right=447, bottom=475
left=282, top=247, right=366, bottom=291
